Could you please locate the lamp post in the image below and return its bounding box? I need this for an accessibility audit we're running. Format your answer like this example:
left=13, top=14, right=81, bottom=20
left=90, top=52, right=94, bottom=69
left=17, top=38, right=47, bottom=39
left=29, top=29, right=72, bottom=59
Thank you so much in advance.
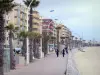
left=26, top=0, right=34, bottom=65
left=56, top=26, right=61, bottom=54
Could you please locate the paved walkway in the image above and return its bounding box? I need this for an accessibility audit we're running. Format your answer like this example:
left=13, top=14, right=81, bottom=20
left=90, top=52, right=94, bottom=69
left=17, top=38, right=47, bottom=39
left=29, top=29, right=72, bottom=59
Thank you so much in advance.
left=5, top=48, right=81, bottom=75
left=5, top=53, right=67, bottom=75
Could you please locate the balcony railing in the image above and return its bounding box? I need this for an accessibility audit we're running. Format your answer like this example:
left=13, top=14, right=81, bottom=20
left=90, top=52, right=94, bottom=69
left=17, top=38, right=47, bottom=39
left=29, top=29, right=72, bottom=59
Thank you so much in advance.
left=33, top=25, right=39, bottom=29
left=33, top=19, right=40, bottom=24
left=33, top=14, right=40, bottom=18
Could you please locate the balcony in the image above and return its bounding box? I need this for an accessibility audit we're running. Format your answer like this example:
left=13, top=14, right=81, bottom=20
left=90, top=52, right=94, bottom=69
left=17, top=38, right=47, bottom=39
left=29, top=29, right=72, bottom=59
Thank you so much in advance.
left=32, top=30, right=40, bottom=33
left=42, top=26, right=48, bottom=29
left=33, top=22, right=39, bottom=26
left=33, top=19, right=40, bottom=24
left=49, top=26, right=53, bottom=29
left=33, top=14, right=40, bottom=19
left=33, top=25, right=39, bottom=29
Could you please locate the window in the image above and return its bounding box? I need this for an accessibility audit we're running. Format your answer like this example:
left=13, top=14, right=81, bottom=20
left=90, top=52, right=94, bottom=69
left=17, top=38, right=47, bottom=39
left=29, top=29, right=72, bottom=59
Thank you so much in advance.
left=43, top=26, right=48, bottom=29
left=15, top=16, right=17, bottom=18
left=33, top=28, right=38, bottom=31
left=33, top=23, right=39, bottom=25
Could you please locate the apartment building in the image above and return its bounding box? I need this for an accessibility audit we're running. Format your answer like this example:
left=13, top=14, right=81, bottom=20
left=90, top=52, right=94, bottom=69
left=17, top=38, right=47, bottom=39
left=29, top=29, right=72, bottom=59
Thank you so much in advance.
left=32, top=10, right=43, bottom=58
left=56, top=24, right=72, bottom=47
left=42, top=19, right=54, bottom=34
left=32, top=10, right=42, bottom=34
left=4, top=4, right=27, bottom=49
left=42, top=19, right=56, bottom=52
left=57, top=24, right=71, bottom=40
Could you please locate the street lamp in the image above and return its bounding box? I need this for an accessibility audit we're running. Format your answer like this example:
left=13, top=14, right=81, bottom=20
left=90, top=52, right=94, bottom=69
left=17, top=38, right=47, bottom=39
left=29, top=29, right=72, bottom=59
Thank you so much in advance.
left=56, top=25, right=61, bottom=54
left=26, top=0, right=34, bottom=65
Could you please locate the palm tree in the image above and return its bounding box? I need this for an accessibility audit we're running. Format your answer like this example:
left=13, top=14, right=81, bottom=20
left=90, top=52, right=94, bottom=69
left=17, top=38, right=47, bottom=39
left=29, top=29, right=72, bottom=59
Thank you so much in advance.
left=18, top=30, right=29, bottom=65
left=42, top=32, right=51, bottom=56
left=51, top=36, right=56, bottom=49
left=56, top=26, right=61, bottom=53
left=5, top=23, right=19, bottom=69
left=0, top=0, right=15, bottom=74
left=23, top=0, right=40, bottom=62
left=28, top=32, right=41, bottom=59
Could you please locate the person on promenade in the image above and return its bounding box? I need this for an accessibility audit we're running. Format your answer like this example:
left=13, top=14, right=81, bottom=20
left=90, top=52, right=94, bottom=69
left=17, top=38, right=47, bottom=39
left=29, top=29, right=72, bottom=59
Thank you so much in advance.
left=65, top=47, right=68, bottom=54
left=55, top=49, right=59, bottom=57
left=62, top=49, right=65, bottom=57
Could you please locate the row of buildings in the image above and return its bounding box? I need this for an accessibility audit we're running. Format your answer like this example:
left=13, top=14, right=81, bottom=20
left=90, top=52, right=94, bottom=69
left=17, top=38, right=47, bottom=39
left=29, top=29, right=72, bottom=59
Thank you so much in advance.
left=4, top=4, right=72, bottom=54
left=4, top=3, right=98, bottom=73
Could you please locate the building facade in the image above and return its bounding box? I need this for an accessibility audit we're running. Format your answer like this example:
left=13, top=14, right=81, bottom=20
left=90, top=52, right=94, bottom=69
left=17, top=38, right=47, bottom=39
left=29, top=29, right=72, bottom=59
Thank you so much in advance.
left=42, top=19, right=55, bottom=52
left=32, top=10, right=43, bottom=58
left=32, top=10, right=42, bottom=33
left=42, top=19, right=54, bottom=34
left=56, top=24, right=72, bottom=50
left=4, top=4, right=27, bottom=49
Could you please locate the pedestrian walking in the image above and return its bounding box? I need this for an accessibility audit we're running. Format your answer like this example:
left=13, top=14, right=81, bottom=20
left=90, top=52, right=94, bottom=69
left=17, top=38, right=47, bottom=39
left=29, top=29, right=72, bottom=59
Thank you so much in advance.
left=65, top=47, right=68, bottom=54
left=55, top=49, right=59, bottom=57
left=62, top=49, right=65, bottom=57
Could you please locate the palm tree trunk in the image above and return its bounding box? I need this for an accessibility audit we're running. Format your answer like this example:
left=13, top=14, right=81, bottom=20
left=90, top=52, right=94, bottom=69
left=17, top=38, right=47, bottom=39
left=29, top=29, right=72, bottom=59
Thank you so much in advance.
left=9, top=31, right=15, bottom=69
left=33, top=39, right=36, bottom=58
left=23, top=38, right=27, bottom=65
left=42, top=38, right=47, bottom=56
left=57, top=30, right=60, bottom=52
left=44, top=40, right=48, bottom=56
left=22, top=38, right=26, bottom=56
left=36, top=39, right=40, bottom=58
left=0, top=14, right=5, bottom=75
left=29, top=7, right=33, bottom=62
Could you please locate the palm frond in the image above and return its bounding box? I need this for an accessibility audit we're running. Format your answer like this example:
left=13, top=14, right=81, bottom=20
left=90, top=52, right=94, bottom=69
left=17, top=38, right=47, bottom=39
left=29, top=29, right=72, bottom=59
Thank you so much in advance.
left=51, top=36, right=56, bottom=40
left=0, top=0, right=16, bottom=14
left=5, top=23, right=14, bottom=30
left=19, top=30, right=28, bottom=38
left=14, top=27, right=19, bottom=32
left=23, top=0, right=40, bottom=8
left=28, top=31, right=41, bottom=39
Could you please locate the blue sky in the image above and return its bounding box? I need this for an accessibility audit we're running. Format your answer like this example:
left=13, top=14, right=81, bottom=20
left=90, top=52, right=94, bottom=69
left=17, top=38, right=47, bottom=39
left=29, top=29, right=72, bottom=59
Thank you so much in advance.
left=15, top=0, right=100, bottom=42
